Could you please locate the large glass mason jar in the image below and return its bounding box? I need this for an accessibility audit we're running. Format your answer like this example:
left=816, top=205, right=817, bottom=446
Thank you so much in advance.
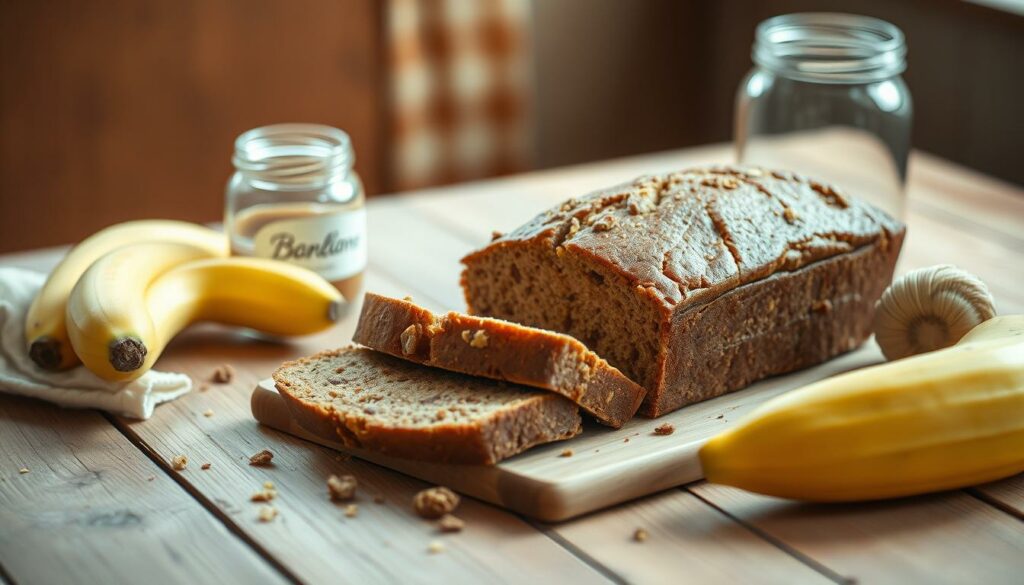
left=735, top=13, right=912, bottom=219
left=225, top=124, right=367, bottom=305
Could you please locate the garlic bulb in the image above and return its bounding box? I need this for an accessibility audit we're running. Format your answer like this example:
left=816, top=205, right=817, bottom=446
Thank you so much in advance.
left=874, top=265, right=996, bottom=361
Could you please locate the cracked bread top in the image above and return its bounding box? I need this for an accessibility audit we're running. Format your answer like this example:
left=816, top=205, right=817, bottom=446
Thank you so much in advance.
left=464, top=166, right=905, bottom=311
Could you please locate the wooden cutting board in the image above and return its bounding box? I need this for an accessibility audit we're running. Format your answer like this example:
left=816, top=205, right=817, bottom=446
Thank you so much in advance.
left=252, top=343, right=883, bottom=522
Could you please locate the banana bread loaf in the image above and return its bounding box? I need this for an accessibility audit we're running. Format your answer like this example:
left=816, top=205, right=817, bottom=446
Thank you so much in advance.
left=461, top=166, right=905, bottom=416
left=353, top=293, right=646, bottom=428
left=274, top=346, right=581, bottom=464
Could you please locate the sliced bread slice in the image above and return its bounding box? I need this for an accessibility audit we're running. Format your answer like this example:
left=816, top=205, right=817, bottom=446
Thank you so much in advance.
left=352, top=293, right=646, bottom=428
left=273, top=346, right=582, bottom=465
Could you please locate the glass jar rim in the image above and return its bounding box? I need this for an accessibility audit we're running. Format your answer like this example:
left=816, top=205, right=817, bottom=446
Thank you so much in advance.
left=753, top=13, right=907, bottom=84
left=232, top=123, right=354, bottom=189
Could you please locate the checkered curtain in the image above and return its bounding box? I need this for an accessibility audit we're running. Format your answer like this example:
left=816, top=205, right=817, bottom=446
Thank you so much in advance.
left=388, top=0, right=533, bottom=191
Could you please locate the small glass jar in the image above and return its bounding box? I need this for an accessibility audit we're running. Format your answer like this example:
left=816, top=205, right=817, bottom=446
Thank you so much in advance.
left=225, top=124, right=366, bottom=304
left=735, top=13, right=912, bottom=219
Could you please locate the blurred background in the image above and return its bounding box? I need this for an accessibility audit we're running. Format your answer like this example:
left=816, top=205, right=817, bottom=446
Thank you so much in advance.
left=1, top=0, right=1021, bottom=253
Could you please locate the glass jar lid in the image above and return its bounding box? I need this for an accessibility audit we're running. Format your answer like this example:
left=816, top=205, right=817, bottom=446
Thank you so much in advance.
left=753, top=13, right=907, bottom=84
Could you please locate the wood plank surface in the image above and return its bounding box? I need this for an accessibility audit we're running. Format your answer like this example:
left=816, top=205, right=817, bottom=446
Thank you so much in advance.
left=1, top=144, right=1021, bottom=584
left=973, top=476, right=1024, bottom=518
left=689, top=483, right=1024, bottom=585
left=112, top=267, right=613, bottom=585
left=548, top=489, right=838, bottom=585
left=0, top=394, right=287, bottom=585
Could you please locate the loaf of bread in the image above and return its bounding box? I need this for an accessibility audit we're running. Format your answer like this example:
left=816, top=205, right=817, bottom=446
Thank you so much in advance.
left=353, top=293, right=646, bottom=428
left=274, top=347, right=582, bottom=464
left=461, top=166, right=905, bottom=416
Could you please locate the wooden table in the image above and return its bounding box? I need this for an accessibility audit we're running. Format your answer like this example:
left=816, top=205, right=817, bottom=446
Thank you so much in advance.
left=2, top=143, right=1022, bottom=585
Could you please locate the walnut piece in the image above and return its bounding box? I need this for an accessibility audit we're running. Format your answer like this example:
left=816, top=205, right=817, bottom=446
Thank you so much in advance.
left=654, top=423, right=675, bottom=436
left=592, top=214, right=617, bottom=232
left=201, top=463, right=212, bottom=470
left=327, top=474, right=358, bottom=502
left=249, top=449, right=274, bottom=466
left=461, top=329, right=489, bottom=348
left=469, top=330, right=488, bottom=348
left=211, top=364, right=235, bottom=384
left=400, top=324, right=420, bottom=356
left=438, top=514, right=464, bottom=533
left=171, top=455, right=188, bottom=470
left=413, top=486, right=460, bottom=519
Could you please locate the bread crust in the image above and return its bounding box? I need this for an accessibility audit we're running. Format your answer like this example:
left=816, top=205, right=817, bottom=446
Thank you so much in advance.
left=353, top=293, right=645, bottom=428
left=274, top=347, right=582, bottom=465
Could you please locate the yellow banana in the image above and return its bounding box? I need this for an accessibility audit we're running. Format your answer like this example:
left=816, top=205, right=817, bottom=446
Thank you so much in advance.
left=70, top=255, right=342, bottom=381
left=66, top=242, right=229, bottom=381
left=25, top=220, right=227, bottom=370
left=699, top=315, right=1024, bottom=502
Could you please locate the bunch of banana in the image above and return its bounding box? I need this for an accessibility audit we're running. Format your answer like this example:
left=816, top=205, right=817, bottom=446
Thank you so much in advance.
left=69, top=253, right=341, bottom=381
left=27, top=219, right=343, bottom=381
left=699, top=315, right=1024, bottom=501
left=25, top=220, right=229, bottom=370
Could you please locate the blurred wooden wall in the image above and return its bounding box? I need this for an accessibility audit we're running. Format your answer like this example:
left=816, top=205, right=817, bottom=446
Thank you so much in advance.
left=2, top=1, right=1020, bottom=254
left=0, top=1, right=384, bottom=253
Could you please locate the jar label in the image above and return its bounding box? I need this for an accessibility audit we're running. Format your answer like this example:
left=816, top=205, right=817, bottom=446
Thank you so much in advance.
left=253, top=209, right=367, bottom=281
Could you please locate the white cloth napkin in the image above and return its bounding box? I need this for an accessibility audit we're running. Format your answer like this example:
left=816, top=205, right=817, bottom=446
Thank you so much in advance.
left=0, top=267, right=191, bottom=419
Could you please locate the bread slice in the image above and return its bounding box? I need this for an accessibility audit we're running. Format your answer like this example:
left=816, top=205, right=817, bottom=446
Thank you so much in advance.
left=353, top=293, right=646, bottom=428
left=273, top=346, right=582, bottom=465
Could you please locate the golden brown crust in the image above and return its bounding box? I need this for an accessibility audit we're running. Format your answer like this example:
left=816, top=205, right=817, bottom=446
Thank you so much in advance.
left=273, top=347, right=582, bottom=465
left=353, top=293, right=645, bottom=428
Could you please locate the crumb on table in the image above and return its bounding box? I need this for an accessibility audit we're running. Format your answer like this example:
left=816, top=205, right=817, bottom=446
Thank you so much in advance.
left=18, top=467, right=29, bottom=474
left=634, top=528, right=648, bottom=542
left=249, top=449, right=274, bottom=466
left=328, top=474, right=358, bottom=502
left=344, top=504, right=358, bottom=518
left=438, top=514, right=464, bottom=533
left=201, top=463, right=212, bottom=471
left=257, top=506, right=277, bottom=523
left=202, top=409, right=214, bottom=418
left=171, top=455, right=188, bottom=470
left=211, top=364, right=235, bottom=384
left=559, top=449, right=574, bottom=458
left=251, top=488, right=277, bottom=502
left=413, top=486, right=460, bottom=519
left=427, top=541, right=445, bottom=554
left=654, top=423, right=675, bottom=436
